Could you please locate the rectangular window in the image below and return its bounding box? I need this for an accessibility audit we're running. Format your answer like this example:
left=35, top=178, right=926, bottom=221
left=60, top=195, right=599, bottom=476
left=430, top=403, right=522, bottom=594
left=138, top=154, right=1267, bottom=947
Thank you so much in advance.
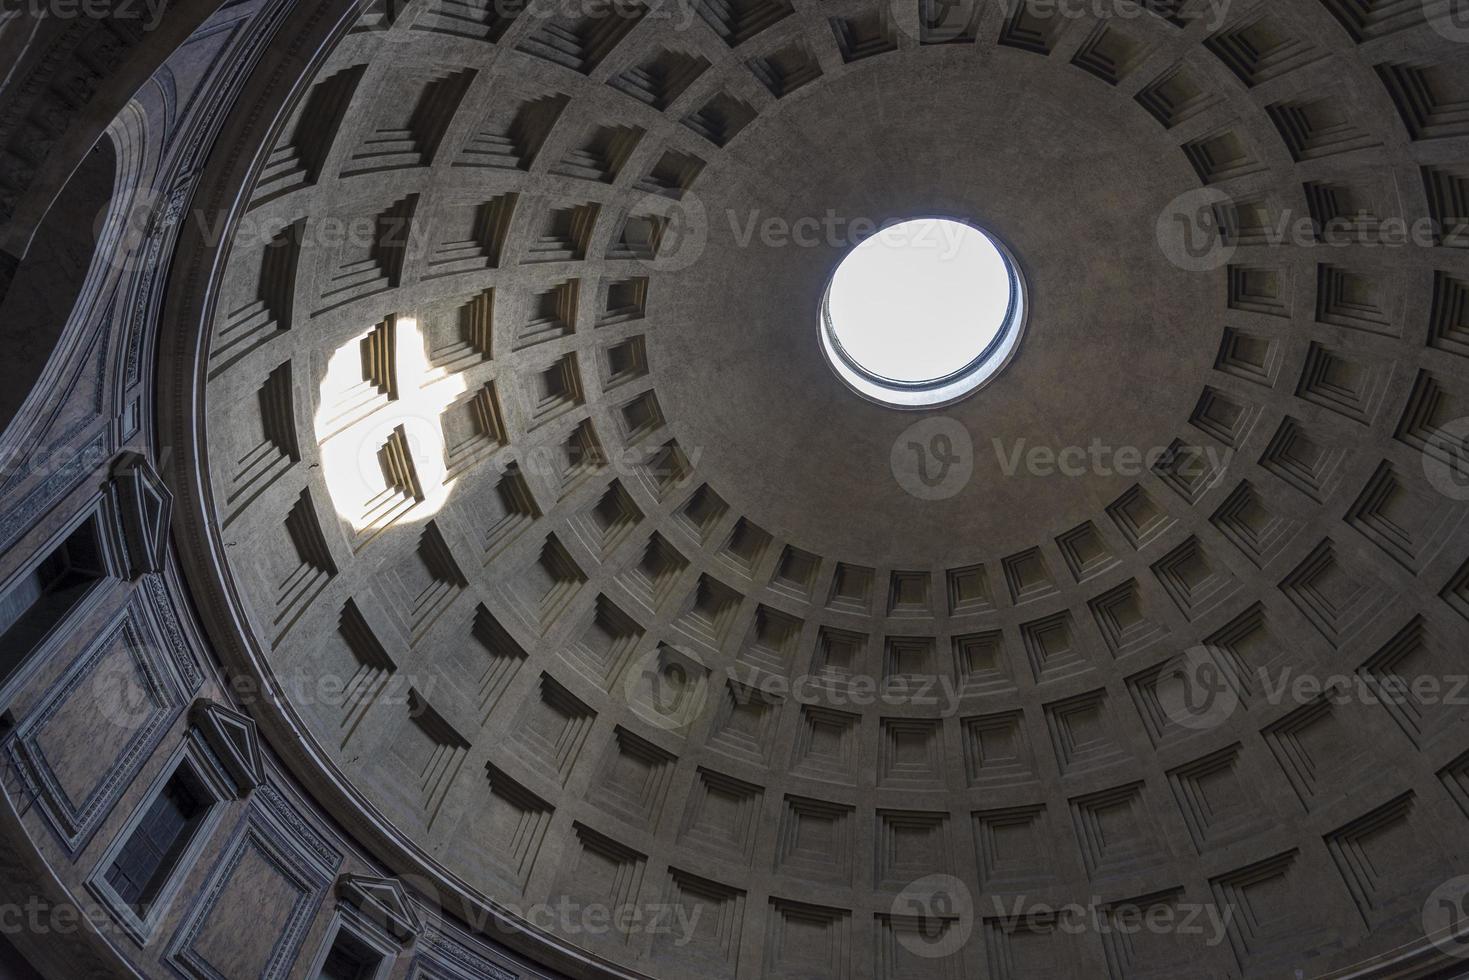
left=103, top=766, right=210, bottom=912
left=317, top=929, right=384, bottom=980
left=0, top=516, right=106, bottom=684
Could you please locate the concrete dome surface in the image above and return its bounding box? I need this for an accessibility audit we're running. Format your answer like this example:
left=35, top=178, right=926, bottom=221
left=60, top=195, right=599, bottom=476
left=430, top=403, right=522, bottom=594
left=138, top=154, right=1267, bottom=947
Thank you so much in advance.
left=2, top=1, right=1469, bottom=978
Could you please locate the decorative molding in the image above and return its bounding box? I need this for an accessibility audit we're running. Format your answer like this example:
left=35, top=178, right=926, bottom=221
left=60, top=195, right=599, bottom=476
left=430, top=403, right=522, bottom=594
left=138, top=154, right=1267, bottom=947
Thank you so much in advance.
left=6, top=601, right=185, bottom=854
left=165, top=807, right=331, bottom=980
left=0, top=430, right=109, bottom=555
left=253, top=783, right=343, bottom=877
left=411, top=924, right=518, bottom=980
left=142, top=572, right=204, bottom=691
left=108, top=451, right=173, bottom=579
left=338, top=873, right=422, bottom=945
left=189, top=698, right=265, bottom=798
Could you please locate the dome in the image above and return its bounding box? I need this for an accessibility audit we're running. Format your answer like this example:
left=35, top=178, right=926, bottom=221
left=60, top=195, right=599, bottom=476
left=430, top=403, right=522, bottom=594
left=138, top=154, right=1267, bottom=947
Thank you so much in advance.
left=2, top=0, right=1469, bottom=977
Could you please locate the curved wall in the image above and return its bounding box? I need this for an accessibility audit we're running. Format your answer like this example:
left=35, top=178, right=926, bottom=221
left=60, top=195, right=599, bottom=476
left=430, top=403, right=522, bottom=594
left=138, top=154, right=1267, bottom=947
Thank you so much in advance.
left=3, top=1, right=1469, bottom=979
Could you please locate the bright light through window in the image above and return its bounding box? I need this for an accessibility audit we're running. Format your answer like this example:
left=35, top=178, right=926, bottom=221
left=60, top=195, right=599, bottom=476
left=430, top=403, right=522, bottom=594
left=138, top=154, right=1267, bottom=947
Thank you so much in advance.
left=315, top=317, right=465, bottom=536
left=819, top=217, right=1026, bottom=409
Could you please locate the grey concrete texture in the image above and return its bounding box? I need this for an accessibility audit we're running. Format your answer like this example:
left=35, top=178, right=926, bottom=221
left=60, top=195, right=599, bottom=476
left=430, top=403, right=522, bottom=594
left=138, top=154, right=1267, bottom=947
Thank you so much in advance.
left=5, top=0, right=1469, bottom=977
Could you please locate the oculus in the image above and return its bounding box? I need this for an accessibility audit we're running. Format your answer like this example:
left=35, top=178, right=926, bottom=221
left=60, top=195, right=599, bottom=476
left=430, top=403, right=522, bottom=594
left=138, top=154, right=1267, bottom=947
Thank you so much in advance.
left=820, top=217, right=1027, bottom=408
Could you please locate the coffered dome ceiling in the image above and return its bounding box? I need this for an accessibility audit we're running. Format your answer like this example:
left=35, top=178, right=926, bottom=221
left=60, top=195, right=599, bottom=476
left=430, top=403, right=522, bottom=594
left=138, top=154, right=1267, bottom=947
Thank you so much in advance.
left=169, top=0, right=1469, bottom=975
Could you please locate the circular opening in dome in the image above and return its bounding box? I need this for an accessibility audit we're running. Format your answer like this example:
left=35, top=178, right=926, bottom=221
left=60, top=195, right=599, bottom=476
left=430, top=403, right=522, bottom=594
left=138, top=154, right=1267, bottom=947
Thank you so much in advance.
left=819, top=217, right=1027, bottom=409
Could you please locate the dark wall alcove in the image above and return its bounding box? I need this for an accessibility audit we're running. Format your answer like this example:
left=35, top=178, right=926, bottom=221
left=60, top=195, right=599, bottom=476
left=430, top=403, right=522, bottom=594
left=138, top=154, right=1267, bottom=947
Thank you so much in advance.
left=0, top=140, right=116, bottom=434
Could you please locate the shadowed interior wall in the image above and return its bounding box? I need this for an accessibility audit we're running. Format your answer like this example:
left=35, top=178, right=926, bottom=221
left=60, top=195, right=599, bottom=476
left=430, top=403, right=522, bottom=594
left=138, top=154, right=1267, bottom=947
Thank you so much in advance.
left=0, top=141, right=116, bottom=434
